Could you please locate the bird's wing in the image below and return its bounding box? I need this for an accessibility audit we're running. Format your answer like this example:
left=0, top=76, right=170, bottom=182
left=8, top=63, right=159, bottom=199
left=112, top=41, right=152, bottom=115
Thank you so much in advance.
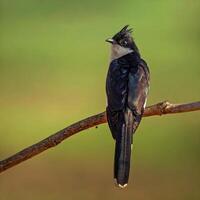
left=128, top=59, right=150, bottom=116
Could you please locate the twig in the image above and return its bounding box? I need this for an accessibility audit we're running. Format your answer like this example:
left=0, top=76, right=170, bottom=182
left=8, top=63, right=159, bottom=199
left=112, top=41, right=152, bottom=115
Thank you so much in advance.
left=0, top=101, right=199, bottom=173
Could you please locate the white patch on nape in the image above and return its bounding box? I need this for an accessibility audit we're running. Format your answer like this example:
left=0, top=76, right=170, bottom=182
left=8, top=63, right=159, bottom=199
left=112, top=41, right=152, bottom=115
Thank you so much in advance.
left=110, top=44, right=133, bottom=61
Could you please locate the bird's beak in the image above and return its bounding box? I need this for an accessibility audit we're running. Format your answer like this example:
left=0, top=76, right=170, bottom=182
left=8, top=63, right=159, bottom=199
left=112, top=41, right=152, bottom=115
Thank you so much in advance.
left=105, top=38, right=114, bottom=44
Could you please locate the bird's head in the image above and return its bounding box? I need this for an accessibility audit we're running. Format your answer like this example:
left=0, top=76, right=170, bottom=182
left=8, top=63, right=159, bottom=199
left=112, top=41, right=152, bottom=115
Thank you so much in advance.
left=106, top=25, right=139, bottom=60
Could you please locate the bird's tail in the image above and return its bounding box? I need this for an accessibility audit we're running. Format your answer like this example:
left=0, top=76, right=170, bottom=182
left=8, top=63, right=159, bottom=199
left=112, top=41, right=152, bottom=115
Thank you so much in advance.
left=114, top=108, right=141, bottom=188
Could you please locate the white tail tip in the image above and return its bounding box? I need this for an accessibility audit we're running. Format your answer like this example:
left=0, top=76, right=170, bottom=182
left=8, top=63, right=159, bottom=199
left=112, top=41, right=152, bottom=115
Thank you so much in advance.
left=114, top=179, right=128, bottom=188
left=118, top=183, right=128, bottom=189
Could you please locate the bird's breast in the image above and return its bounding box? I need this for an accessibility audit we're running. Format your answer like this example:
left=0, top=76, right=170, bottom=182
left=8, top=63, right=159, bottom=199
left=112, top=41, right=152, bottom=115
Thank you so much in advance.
left=106, top=60, right=132, bottom=110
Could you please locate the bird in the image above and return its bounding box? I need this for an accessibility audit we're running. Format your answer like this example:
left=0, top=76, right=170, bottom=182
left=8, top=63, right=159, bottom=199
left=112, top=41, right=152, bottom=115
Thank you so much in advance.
left=105, top=25, right=150, bottom=188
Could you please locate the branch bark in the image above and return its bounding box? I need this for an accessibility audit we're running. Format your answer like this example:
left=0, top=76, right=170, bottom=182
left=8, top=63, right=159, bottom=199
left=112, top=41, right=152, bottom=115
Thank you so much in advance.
left=0, top=101, right=199, bottom=174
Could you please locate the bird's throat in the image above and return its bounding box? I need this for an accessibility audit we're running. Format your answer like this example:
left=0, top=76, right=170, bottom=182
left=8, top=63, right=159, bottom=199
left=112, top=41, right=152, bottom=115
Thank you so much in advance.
left=110, top=44, right=133, bottom=61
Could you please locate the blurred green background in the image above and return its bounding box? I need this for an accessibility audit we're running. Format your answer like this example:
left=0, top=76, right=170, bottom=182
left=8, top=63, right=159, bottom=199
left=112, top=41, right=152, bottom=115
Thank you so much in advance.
left=0, top=0, right=200, bottom=199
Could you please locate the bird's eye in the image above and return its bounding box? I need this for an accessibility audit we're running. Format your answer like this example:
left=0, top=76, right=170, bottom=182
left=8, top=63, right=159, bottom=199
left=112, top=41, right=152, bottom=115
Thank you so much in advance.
left=121, top=40, right=128, bottom=46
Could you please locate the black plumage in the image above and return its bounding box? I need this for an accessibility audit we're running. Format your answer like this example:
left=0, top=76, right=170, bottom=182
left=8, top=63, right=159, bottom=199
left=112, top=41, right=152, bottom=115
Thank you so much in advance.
left=106, top=26, right=150, bottom=187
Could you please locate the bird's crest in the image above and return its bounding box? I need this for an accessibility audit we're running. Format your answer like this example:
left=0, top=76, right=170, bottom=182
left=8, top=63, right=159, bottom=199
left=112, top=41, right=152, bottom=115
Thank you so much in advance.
left=112, top=25, right=133, bottom=41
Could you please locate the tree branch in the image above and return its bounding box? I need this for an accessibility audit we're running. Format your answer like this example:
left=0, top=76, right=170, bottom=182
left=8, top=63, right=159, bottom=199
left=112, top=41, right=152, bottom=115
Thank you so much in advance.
left=0, top=101, right=199, bottom=174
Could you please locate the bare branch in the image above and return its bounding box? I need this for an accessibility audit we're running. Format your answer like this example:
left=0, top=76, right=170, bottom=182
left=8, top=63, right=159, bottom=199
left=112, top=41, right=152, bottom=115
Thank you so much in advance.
left=0, top=101, right=199, bottom=174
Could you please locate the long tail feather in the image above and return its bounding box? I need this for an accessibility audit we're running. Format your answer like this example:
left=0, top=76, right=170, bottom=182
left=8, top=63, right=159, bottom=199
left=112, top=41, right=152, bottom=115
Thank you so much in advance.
left=114, top=108, right=141, bottom=188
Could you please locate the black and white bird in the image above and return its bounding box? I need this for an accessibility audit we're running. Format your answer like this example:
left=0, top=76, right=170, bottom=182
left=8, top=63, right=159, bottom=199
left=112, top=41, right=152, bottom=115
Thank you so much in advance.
left=106, top=25, right=150, bottom=188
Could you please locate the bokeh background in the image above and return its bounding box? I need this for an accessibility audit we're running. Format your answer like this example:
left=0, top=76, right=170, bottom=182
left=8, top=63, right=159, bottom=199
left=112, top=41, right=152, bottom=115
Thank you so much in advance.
left=0, top=0, right=200, bottom=199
